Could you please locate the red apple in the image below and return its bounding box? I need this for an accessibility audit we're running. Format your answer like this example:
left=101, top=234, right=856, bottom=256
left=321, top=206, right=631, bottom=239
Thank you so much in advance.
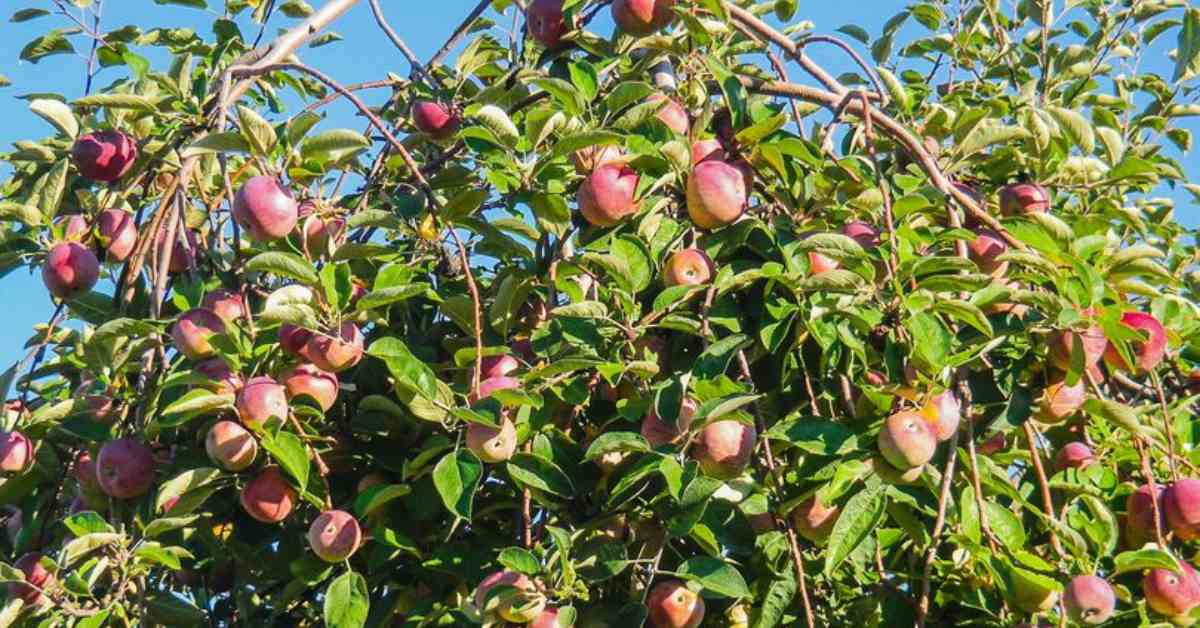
left=307, top=509, right=362, bottom=562
left=170, top=308, right=226, bottom=361
left=1103, top=311, right=1167, bottom=374
left=194, top=358, right=243, bottom=395
left=878, top=411, right=937, bottom=470
left=240, top=466, right=296, bottom=524
left=919, top=390, right=961, bottom=442
left=411, top=101, right=460, bottom=141
left=279, top=324, right=313, bottom=356
left=42, top=242, right=99, bottom=300
left=792, top=496, right=840, bottom=545
left=663, top=248, right=714, bottom=286
left=205, top=421, right=257, bottom=472
left=843, top=221, right=880, bottom=249
left=201, top=289, right=249, bottom=326
left=640, top=397, right=697, bottom=447
left=1063, top=575, right=1115, bottom=625
left=687, top=160, right=747, bottom=230
left=96, top=209, right=137, bottom=262
left=1048, top=324, right=1107, bottom=372
left=11, top=553, right=54, bottom=605
left=527, top=0, right=570, bottom=47
left=646, top=579, right=704, bottom=628
left=466, top=418, right=517, bottom=463
left=72, top=130, right=137, bottom=182
left=807, top=251, right=840, bottom=275
left=693, top=420, right=756, bottom=480
left=475, top=570, right=544, bottom=622
left=691, top=139, right=725, bottom=164
left=1055, top=442, right=1095, bottom=472
left=1125, top=483, right=1163, bottom=548
left=578, top=163, right=639, bottom=227
left=302, top=322, right=364, bottom=373
left=280, top=363, right=339, bottom=411
left=0, top=432, right=33, bottom=474
left=570, top=144, right=623, bottom=174
left=1166, top=479, right=1200, bottom=541
left=612, top=0, right=677, bottom=36
left=999, top=182, right=1050, bottom=216
left=967, top=229, right=1008, bottom=276
left=1035, top=377, right=1086, bottom=424
left=646, top=94, right=688, bottom=134
left=1144, top=563, right=1200, bottom=620
left=96, top=438, right=155, bottom=499
left=233, top=176, right=299, bottom=242
left=236, top=376, right=289, bottom=428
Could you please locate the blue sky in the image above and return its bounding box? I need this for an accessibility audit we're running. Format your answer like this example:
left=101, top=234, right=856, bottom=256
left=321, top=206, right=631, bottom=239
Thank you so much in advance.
left=0, top=1, right=1195, bottom=366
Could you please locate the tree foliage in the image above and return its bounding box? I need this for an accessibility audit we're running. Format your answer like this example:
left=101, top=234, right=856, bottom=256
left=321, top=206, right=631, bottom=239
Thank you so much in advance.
left=0, top=0, right=1198, bottom=626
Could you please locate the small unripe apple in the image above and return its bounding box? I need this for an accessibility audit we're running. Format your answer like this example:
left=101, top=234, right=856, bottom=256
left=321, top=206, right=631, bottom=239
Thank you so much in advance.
left=640, top=397, right=698, bottom=447
left=42, top=242, right=100, bottom=300
left=878, top=411, right=937, bottom=470
left=236, top=376, right=289, bottom=428
left=919, top=390, right=961, bottom=442
left=96, top=438, right=155, bottom=499
left=240, top=466, right=296, bottom=524
left=1103, top=311, right=1167, bottom=373
left=11, top=553, right=54, bottom=606
left=96, top=209, right=137, bottom=262
left=233, top=176, right=299, bottom=241
left=663, top=248, right=714, bottom=286
left=411, top=101, right=460, bottom=141
left=646, top=579, right=704, bottom=628
left=466, top=418, right=518, bottom=463
left=205, top=421, right=257, bottom=472
left=307, top=509, right=362, bottom=562
left=302, top=322, right=364, bottom=373
left=646, top=94, right=688, bottom=134
left=967, top=229, right=1008, bottom=276
left=1035, top=377, right=1086, bottom=424
left=170, top=308, right=226, bottom=361
left=1055, top=442, right=1094, bottom=472
left=281, top=363, right=339, bottom=411
left=475, top=570, right=544, bottom=622
left=0, top=431, right=33, bottom=474
left=1166, top=479, right=1200, bottom=541
left=693, top=420, right=756, bottom=480
left=1125, top=483, right=1163, bottom=548
left=578, top=163, right=639, bottom=227
left=687, top=160, right=747, bottom=230
left=612, top=0, right=677, bottom=36
left=527, top=0, right=570, bottom=47
left=999, top=182, right=1050, bottom=216
left=1144, top=563, right=1200, bottom=620
left=792, top=496, right=840, bottom=545
left=72, top=130, right=137, bottom=182
left=1063, top=574, right=1115, bottom=625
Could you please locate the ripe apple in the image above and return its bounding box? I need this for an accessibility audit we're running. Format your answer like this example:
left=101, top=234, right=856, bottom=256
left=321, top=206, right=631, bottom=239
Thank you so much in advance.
left=236, top=376, right=289, bottom=428
left=878, top=411, right=937, bottom=470
left=0, top=431, right=33, bottom=474
left=687, top=160, right=747, bottom=230
left=1055, top=442, right=1094, bottom=472
left=570, top=144, right=623, bottom=174
left=999, top=182, right=1050, bottom=216
left=792, top=496, right=840, bottom=545
left=96, top=209, right=137, bottom=262
left=612, top=0, right=677, bottom=36
left=195, top=358, right=243, bottom=395
left=1166, top=479, right=1200, bottom=541
left=281, top=363, right=339, bottom=411
left=240, top=466, right=297, bottom=524
left=201, top=288, right=249, bottom=326
left=11, top=553, right=54, bottom=606
left=967, top=229, right=1008, bottom=276
left=233, top=176, right=299, bottom=241
left=527, top=0, right=570, bottom=47
left=302, top=322, right=364, bottom=373
left=646, top=579, right=704, bottom=628
left=578, top=163, right=639, bottom=227
left=411, top=100, right=460, bottom=141
left=42, top=242, right=100, bottom=300
left=96, top=438, right=155, bottom=499
left=1144, top=563, right=1200, bottom=620
left=307, top=509, right=362, bottom=562
left=1063, top=575, right=1115, bottom=625
left=1035, top=377, right=1086, bottom=424
left=475, top=570, right=544, bottom=622
left=693, top=420, right=756, bottom=480
left=1102, top=311, right=1167, bottom=373
left=72, top=130, right=137, bottom=182
left=919, top=390, right=961, bottom=442
left=640, top=397, right=697, bottom=447
left=663, top=248, right=714, bottom=286
left=1125, top=483, right=1163, bottom=548
left=691, top=139, right=725, bottom=164
left=170, top=308, right=226, bottom=361
left=843, top=221, right=880, bottom=249
left=205, top=421, right=257, bottom=472
left=466, top=418, right=518, bottom=463
left=646, top=94, right=688, bottom=134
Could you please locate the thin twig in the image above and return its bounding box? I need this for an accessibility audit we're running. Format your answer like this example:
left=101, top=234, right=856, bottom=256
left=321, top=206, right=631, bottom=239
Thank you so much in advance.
left=915, top=428, right=959, bottom=627
left=367, top=0, right=437, bottom=87
left=1022, top=421, right=1066, bottom=558
left=1151, top=370, right=1180, bottom=482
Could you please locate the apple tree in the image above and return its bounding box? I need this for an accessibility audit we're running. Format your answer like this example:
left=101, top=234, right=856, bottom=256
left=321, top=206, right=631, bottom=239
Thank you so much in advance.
left=0, top=0, right=1198, bottom=626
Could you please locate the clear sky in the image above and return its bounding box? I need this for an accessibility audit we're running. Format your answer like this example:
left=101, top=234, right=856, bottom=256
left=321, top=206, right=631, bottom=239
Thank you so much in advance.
left=0, top=1, right=1195, bottom=367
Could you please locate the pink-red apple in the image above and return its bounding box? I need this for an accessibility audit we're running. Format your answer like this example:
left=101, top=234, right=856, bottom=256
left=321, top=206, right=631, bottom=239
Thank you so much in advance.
left=475, top=570, right=544, bottom=622
left=878, top=411, right=937, bottom=470
left=96, top=209, right=137, bottom=262
left=1144, top=563, right=1200, bottom=620
left=170, top=308, right=226, bottom=361
left=11, top=553, right=54, bottom=605
left=307, top=509, right=362, bottom=562
left=240, top=466, right=296, bottom=524
left=527, top=0, right=570, bottom=47
left=466, top=418, right=517, bottom=463
left=236, top=376, right=289, bottom=428
left=1103, top=311, right=1167, bottom=374
left=1035, top=377, right=1086, bottom=424
left=1166, top=479, right=1200, bottom=541
left=302, top=322, right=364, bottom=373
left=612, top=0, right=677, bottom=36
left=693, top=420, right=756, bottom=480
left=96, top=438, right=155, bottom=499
left=578, top=163, right=639, bottom=227
left=411, top=101, right=460, bottom=141
left=999, top=182, right=1050, bottom=216
left=42, top=242, right=99, bottom=300
left=1055, top=442, right=1095, bottom=472
left=72, top=130, right=137, bottom=182
left=233, top=176, right=298, bottom=242
left=687, top=160, right=747, bottom=230
left=646, top=579, right=704, bottom=628
left=792, top=496, right=840, bottom=545
left=0, top=431, right=33, bottom=474
left=663, top=248, right=714, bottom=286
left=280, top=363, right=339, bottom=411
left=967, top=229, right=1008, bottom=276
left=205, top=421, right=257, bottom=472
left=640, top=397, right=697, bottom=447
left=1125, top=483, right=1163, bottom=548
left=1063, top=575, right=1115, bottom=625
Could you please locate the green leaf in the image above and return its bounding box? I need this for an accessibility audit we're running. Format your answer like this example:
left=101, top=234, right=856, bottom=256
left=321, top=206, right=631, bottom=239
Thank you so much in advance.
left=324, top=571, right=369, bottom=628
left=260, top=431, right=311, bottom=495
left=498, top=547, right=541, bottom=576
left=182, top=132, right=251, bottom=156
left=1112, top=548, right=1182, bottom=575
left=366, top=337, right=440, bottom=401
left=245, top=251, right=318, bottom=284
left=62, top=511, right=114, bottom=536
left=302, top=128, right=371, bottom=163
left=931, top=299, right=994, bottom=337
left=507, top=453, right=574, bottom=497
left=677, top=556, right=750, bottom=598
left=584, top=432, right=650, bottom=460
left=29, top=99, right=77, bottom=138
left=20, top=30, right=75, bottom=63
left=73, top=93, right=157, bottom=111
left=1175, top=9, right=1200, bottom=83
left=155, top=467, right=223, bottom=514
left=237, top=104, right=278, bottom=155
left=353, top=484, right=411, bottom=519
left=10, top=9, right=50, bottom=23
left=433, top=449, right=483, bottom=520
left=824, top=484, right=886, bottom=575
left=765, top=418, right=858, bottom=455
